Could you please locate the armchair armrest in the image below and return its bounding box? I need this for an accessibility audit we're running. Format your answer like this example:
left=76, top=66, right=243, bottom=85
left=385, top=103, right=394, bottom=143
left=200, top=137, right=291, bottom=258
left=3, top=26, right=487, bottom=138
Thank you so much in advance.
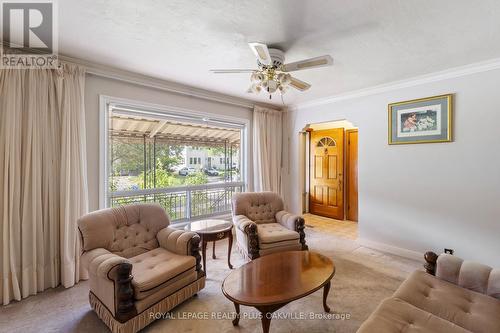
left=275, top=211, right=308, bottom=250
left=86, top=249, right=136, bottom=322
left=157, top=227, right=197, bottom=256
left=96, top=254, right=131, bottom=279
left=233, top=215, right=260, bottom=259
left=157, top=227, right=204, bottom=276
left=233, top=215, right=255, bottom=232
left=275, top=211, right=302, bottom=230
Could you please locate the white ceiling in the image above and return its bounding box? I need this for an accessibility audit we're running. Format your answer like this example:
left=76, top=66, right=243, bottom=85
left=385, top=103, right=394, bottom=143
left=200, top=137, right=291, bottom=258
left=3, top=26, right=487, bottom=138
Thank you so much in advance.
left=59, top=0, right=500, bottom=106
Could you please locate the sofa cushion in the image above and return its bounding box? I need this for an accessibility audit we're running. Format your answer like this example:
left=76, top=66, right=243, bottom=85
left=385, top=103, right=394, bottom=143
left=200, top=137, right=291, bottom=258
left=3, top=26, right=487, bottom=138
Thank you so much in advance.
left=357, top=297, right=472, bottom=333
left=393, top=270, right=500, bottom=333
left=129, top=248, right=196, bottom=300
left=257, top=223, right=299, bottom=249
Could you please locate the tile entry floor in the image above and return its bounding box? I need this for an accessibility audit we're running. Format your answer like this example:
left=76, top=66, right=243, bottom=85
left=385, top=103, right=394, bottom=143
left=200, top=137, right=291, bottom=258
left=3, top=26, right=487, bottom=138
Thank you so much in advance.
left=303, top=213, right=358, bottom=240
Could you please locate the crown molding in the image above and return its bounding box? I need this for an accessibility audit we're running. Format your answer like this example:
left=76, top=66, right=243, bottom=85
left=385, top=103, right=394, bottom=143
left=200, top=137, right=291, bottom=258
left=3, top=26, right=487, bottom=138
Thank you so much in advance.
left=59, top=54, right=278, bottom=110
left=293, top=57, right=500, bottom=110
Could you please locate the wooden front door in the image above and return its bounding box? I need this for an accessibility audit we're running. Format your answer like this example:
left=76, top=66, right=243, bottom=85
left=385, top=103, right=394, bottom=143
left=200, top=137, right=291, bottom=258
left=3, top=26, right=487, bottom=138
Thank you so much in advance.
left=309, top=129, right=344, bottom=219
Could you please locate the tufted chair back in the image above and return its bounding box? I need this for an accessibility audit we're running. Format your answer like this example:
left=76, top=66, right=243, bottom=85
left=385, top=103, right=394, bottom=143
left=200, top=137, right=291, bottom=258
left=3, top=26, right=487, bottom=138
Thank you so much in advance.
left=232, top=192, right=284, bottom=224
left=78, top=203, right=170, bottom=258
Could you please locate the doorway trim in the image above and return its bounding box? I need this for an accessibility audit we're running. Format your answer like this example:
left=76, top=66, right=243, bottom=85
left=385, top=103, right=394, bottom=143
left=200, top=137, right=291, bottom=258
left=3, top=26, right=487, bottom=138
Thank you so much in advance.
left=300, top=119, right=358, bottom=218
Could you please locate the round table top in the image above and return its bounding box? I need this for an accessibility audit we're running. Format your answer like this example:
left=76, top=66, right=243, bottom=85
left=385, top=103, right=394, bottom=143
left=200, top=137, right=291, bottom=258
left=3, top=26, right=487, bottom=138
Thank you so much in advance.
left=184, top=219, right=233, bottom=234
left=222, top=251, right=335, bottom=306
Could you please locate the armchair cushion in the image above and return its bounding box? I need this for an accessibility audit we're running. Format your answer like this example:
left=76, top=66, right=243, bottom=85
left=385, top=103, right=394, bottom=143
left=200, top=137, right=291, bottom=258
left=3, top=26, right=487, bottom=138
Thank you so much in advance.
left=156, top=227, right=198, bottom=256
left=257, top=223, right=299, bottom=250
left=129, top=248, right=196, bottom=300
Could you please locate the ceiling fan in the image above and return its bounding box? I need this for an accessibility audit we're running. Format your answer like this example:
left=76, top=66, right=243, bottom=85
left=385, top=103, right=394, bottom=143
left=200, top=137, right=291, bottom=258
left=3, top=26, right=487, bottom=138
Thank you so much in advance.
left=210, top=42, right=333, bottom=98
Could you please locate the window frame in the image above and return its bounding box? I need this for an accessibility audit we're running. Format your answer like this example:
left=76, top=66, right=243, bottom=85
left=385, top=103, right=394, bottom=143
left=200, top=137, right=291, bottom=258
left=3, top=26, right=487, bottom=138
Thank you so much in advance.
left=99, top=95, right=249, bottom=209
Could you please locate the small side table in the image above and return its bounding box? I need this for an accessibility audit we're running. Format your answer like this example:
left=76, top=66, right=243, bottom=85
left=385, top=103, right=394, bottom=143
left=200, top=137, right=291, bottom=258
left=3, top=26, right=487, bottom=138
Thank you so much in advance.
left=185, top=219, right=234, bottom=273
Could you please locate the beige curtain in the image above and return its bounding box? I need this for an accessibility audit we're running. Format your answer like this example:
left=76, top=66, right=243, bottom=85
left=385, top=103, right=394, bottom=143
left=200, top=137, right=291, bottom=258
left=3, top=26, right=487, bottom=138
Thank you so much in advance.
left=252, top=106, right=283, bottom=194
left=0, top=63, right=88, bottom=305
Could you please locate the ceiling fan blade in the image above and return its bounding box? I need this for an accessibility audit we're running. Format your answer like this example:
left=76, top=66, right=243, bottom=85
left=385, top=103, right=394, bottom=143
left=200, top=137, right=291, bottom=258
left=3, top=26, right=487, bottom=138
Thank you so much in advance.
left=289, top=76, right=311, bottom=91
left=248, top=42, right=272, bottom=66
left=210, top=69, right=256, bottom=74
left=282, top=55, right=333, bottom=72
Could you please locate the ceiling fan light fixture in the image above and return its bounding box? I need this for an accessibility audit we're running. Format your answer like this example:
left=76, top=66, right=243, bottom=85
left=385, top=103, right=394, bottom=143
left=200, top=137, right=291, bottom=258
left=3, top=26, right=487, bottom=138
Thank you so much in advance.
left=280, top=73, right=292, bottom=85
left=211, top=42, right=331, bottom=96
left=267, top=80, right=278, bottom=93
left=250, top=72, right=264, bottom=83
left=251, top=83, right=262, bottom=93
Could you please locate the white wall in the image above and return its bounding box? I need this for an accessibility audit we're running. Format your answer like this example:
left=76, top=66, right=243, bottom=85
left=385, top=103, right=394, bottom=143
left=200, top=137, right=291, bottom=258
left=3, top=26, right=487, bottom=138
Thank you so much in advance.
left=84, top=74, right=253, bottom=212
left=285, top=69, right=500, bottom=267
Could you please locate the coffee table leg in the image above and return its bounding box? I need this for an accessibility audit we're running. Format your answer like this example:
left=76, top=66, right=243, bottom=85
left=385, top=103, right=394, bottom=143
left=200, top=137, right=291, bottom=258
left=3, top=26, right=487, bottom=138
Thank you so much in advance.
left=323, top=280, right=331, bottom=313
left=212, top=241, right=216, bottom=259
left=201, top=240, right=207, bottom=273
left=261, top=312, right=272, bottom=333
left=257, top=305, right=282, bottom=333
left=227, top=230, right=233, bottom=269
left=232, top=302, right=240, bottom=326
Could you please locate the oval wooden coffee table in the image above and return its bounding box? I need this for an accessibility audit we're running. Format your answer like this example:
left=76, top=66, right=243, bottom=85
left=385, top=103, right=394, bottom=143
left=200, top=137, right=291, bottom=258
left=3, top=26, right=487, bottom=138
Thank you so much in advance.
left=222, top=251, right=335, bottom=333
left=185, top=219, right=233, bottom=273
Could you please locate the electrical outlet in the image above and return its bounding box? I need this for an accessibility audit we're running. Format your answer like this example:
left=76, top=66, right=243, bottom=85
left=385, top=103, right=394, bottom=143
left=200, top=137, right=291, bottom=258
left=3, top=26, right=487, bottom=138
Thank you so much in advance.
left=444, top=248, right=454, bottom=255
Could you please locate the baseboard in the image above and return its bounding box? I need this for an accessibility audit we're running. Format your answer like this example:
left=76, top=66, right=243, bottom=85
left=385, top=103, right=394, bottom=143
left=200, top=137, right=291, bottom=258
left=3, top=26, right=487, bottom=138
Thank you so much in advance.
left=357, top=238, right=423, bottom=261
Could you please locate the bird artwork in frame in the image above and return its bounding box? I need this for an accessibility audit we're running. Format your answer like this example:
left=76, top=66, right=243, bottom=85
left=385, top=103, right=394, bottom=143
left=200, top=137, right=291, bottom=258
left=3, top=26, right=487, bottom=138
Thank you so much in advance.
left=388, top=94, right=453, bottom=145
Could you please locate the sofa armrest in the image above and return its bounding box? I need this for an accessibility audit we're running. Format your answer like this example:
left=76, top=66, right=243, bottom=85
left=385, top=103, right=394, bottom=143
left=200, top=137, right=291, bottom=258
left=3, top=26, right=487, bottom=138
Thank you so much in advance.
left=233, top=215, right=259, bottom=259
left=424, top=251, right=500, bottom=300
left=157, top=227, right=203, bottom=276
left=275, top=211, right=308, bottom=250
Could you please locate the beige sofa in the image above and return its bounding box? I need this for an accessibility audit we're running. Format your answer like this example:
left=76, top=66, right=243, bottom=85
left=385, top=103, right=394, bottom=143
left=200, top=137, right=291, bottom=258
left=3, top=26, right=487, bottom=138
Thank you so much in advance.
left=358, top=252, right=500, bottom=333
left=78, top=203, right=205, bottom=333
left=231, top=192, right=307, bottom=260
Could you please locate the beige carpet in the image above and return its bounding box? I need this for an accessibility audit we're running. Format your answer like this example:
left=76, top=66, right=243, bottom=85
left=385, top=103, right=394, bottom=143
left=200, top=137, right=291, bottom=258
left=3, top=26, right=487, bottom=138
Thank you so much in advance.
left=0, top=227, right=421, bottom=333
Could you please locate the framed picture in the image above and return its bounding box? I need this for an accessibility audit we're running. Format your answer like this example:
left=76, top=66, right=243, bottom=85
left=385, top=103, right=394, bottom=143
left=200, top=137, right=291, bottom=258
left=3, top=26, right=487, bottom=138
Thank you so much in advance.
left=388, top=94, right=453, bottom=145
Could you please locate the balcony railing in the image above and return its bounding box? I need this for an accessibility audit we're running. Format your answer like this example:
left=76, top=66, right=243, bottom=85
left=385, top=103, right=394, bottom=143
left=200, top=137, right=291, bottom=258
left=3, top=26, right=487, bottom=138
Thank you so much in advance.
left=109, top=182, right=244, bottom=222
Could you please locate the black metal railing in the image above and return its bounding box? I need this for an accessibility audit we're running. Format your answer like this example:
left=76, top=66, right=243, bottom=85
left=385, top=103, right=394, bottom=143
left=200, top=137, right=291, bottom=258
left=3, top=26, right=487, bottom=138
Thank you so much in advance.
left=109, top=182, right=244, bottom=222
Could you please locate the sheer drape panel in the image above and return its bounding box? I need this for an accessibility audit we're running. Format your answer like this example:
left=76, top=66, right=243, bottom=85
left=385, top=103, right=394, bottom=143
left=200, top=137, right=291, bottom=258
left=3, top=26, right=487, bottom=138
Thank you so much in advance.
left=252, top=106, right=283, bottom=194
left=0, top=63, right=88, bottom=305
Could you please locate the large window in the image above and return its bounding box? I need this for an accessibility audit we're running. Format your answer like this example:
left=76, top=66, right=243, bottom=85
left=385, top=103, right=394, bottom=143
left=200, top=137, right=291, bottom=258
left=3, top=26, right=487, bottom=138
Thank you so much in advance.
left=102, top=99, right=247, bottom=222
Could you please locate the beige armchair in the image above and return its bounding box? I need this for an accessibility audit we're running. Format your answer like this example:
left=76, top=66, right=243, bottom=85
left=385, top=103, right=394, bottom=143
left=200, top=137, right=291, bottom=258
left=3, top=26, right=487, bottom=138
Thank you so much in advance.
left=78, top=203, right=205, bottom=333
left=231, top=192, right=307, bottom=260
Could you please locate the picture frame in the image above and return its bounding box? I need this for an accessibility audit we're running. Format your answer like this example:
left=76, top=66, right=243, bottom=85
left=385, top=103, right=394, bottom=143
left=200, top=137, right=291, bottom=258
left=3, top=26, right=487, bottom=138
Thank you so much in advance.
left=388, top=94, right=453, bottom=145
